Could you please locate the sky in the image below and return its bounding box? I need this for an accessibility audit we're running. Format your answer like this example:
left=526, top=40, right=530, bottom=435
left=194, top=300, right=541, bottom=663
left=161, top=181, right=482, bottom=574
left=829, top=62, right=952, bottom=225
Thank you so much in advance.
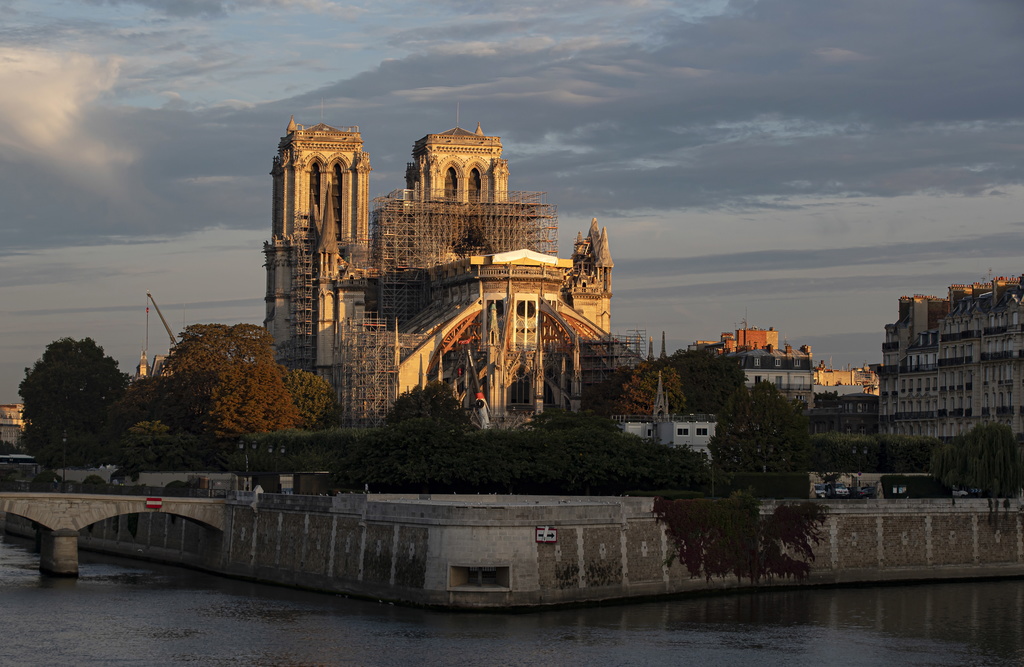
left=1, top=0, right=1023, bottom=403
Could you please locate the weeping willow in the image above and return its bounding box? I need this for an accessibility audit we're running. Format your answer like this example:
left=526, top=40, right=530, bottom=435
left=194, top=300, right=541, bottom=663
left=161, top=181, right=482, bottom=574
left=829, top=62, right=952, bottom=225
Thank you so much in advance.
left=930, top=423, right=1024, bottom=497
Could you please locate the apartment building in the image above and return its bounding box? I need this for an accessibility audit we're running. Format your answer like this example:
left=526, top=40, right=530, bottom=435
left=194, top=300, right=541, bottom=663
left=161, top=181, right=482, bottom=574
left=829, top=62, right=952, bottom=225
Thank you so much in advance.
left=880, top=277, right=1024, bottom=441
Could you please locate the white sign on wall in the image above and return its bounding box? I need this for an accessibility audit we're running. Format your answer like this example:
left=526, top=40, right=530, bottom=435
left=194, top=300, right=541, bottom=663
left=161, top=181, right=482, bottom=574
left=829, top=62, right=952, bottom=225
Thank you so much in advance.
left=535, top=526, right=557, bottom=543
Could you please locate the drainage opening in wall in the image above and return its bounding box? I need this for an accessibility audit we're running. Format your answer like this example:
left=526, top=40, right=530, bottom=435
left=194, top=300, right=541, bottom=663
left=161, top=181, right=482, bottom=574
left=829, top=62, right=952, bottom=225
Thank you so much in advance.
left=449, top=565, right=510, bottom=590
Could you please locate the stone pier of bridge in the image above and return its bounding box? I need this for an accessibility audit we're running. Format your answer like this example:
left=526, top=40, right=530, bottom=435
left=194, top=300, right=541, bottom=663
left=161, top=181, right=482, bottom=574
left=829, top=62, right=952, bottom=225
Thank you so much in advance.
left=0, top=493, right=225, bottom=576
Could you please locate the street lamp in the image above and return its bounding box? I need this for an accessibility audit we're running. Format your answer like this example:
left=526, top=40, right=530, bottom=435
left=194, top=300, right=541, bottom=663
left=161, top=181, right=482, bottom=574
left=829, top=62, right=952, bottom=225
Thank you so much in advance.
left=62, top=429, right=67, bottom=491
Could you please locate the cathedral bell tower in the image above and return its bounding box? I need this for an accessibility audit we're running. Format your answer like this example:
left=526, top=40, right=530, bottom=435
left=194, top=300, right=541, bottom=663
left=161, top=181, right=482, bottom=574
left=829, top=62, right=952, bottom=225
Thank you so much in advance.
left=404, top=122, right=509, bottom=203
left=265, top=117, right=371, bottom=371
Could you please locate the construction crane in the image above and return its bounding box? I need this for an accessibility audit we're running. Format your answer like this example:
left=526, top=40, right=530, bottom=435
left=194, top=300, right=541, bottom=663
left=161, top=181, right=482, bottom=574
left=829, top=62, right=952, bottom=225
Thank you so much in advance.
left=146, top=291, right=177, bottom=347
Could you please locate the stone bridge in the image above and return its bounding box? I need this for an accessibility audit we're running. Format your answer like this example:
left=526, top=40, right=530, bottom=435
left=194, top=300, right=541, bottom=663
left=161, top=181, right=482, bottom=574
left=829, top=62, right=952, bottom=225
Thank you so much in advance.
left=0, top=492, right=225, bottom=576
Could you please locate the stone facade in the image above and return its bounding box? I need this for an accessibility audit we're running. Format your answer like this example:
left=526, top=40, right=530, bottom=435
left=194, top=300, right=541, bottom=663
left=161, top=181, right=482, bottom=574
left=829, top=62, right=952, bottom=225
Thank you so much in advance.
left=880, top=277, right=1024, bottom=440
left=8, top=494, right=1024, bottom=609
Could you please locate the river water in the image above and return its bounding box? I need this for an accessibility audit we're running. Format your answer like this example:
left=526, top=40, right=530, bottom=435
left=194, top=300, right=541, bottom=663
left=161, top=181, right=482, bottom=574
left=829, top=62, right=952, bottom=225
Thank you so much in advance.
left=1, top=534, right=1021, bottom=667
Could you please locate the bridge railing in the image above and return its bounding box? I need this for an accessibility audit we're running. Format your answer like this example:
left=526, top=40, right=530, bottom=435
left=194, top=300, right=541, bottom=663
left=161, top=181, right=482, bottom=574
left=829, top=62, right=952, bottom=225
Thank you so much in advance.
left=0, top=481, right=227, bottom=498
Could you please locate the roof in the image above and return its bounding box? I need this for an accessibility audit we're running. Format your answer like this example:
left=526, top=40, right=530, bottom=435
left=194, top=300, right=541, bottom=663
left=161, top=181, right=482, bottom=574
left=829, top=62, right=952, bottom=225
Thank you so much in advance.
left=435, top=127, right=479, bottom=137
left=490, top=248, right=559, bottom=265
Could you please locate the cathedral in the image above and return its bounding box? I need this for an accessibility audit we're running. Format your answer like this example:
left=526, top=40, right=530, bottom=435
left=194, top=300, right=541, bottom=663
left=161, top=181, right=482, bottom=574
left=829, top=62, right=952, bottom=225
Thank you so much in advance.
left=264, top=118, right=633, bottom=427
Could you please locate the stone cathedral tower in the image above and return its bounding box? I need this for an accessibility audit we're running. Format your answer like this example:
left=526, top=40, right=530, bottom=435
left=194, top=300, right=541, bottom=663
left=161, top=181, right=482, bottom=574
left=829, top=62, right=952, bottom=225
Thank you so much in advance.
left=264, top=118, right=371, bottom=371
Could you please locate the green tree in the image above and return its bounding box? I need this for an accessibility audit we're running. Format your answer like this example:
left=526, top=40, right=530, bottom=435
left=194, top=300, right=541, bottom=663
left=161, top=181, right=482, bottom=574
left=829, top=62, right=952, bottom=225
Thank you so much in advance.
left=283, top=369, right=340, bottom=430
left=710, top=382, right=811, bottom=473
left=19, top=337, right=129, bottom=467
left=117, top=421, right=209, bottom=481
left=810, top=432, right=878, bottom=480
left=529, top=409, right=619, bottom=433
left=931, top=422, right=1024, bottom=497
left=387, top=381, right=470, bottom=428
left=665, top=349, right=747, bottom=415
left=580, top=367, right=633, bottom=416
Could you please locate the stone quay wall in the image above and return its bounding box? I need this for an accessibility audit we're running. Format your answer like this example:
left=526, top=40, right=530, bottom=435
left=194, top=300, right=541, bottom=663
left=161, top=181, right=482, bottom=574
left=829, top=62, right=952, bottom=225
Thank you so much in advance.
left=5, top=494, right=1024, bottom=608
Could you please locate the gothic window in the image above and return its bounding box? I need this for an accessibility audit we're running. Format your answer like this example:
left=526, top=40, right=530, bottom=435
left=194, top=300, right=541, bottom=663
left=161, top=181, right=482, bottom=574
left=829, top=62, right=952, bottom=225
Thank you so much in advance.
left=469, top=168, right=482, bottom=202
left=445, top=167, right=458, bottom=199
left=509, top=375, right=531, bottom=404
left=310, top=163, right=322, bottom=217
left=333, top=164, right=344, bottom=238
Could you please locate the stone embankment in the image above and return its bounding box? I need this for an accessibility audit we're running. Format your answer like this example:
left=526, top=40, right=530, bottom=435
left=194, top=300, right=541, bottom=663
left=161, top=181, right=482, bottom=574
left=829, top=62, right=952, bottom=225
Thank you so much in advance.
left=5, top=493, right=1023, bottom=608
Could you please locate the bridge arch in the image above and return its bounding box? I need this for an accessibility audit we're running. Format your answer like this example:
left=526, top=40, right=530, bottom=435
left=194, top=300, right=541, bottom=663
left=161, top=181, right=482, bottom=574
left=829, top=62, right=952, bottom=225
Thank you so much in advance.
left=0, top=495, right=224, bottom=533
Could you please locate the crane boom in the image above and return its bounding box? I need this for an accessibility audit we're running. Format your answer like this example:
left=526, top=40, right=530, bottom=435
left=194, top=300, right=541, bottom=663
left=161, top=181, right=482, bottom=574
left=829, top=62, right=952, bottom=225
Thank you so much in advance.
left=146, top=291, right=177, bottom=346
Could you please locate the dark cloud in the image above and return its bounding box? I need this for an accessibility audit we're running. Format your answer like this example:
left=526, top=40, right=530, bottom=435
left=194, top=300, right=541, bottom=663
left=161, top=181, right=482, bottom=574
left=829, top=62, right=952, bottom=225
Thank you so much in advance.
left=612, top=273, right=961, bottom=302
left=613, top=232, right=1024, bottom=279
left=7, top=297, right=262, bottom=317
left=81, top=0, right=231, bottom=19
left=3, top=0, right=1023, bottom=252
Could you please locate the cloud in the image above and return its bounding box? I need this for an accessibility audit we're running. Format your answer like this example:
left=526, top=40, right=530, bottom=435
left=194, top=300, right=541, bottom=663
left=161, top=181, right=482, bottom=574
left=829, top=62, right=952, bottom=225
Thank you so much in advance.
left=0, top=48, right=128, bottom=179
left=614, top=232, right=1024, bottom=278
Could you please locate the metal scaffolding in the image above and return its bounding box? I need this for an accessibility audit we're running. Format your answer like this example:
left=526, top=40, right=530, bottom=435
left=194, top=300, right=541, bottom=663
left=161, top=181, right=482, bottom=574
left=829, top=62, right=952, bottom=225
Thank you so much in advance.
left=335, top=317, right=429, bottom=428
left=287, top=212, right=316, bottom=371
left=371, top=189, right=557, bottom=324
left=578, top=329, right=646, bottom=386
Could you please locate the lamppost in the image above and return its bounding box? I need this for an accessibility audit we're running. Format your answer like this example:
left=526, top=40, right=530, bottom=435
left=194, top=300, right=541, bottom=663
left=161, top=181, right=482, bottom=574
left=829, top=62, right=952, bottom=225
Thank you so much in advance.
left=238, top=440, right=257, bottom=490
left=61, top=429, right=67, bottom=491
left=268, top=444, right=286, bottom=472
left=268, top=444, right=286, bottom=493
left=852, top=445, right=868, bottom=490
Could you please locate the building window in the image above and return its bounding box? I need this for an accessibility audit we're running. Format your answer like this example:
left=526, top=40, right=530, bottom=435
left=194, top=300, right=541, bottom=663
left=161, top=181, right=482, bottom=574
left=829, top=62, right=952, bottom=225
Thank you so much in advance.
left=678, top=428, right=688, bottom=436
left=696, top=428, right=708, bottom=436
left=754, top=357, right=761, bottom=367
left=775, top=358, right=781, bottom=367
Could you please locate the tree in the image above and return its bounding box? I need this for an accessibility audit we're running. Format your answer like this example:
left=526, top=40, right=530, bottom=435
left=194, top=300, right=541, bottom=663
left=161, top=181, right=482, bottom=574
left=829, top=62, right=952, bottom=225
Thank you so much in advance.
left=810, top=432, right=878, bottom=481
left=154, top=323, right=300, bottom=438
left=19, top=337, right=129, bottom=467
left=931, top=422, right=1024, bottom=497
left=387, top=381, right=470, bottom=428
left=528, top=409, right=619, bottom=433
left=654, top=493, right=827, bottom=584
left=283, top=369, right=340, bottom=430
left=208, top=364, right=301, bottom=439
left=117, top=421, right=209, bottom=481
left=665, top=350, right=747, bottom=415
left=709, top=382, right=811, bottom=473
left=616, top=364, right=685, bottom=415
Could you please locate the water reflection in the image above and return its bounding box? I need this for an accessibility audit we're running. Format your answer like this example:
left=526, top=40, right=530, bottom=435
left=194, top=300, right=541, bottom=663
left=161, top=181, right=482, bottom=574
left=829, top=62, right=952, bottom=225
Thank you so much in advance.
left=1, top=533, right=1022, bottom=666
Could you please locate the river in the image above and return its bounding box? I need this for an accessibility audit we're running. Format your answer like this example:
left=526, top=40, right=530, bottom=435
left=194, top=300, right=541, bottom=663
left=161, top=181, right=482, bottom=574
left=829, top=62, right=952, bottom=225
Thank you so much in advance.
left=0, top=533, right=1021, bottom=666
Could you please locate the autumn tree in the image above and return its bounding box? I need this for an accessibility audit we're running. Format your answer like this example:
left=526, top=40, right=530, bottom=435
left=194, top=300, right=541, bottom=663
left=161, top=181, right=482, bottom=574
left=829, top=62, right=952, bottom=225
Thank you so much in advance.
left=283, top=369, right=340, bottom=430
left=148, top=323, right=300, bottom=439
left=208, top=363, right=301, bottom=439
left=710, top=382, right=811, bottom=473
left=582, top=349, right=745, bottom=417
left=20, top=337, right=129, bottom=467
left=616, top=364, right=685, bottom=415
